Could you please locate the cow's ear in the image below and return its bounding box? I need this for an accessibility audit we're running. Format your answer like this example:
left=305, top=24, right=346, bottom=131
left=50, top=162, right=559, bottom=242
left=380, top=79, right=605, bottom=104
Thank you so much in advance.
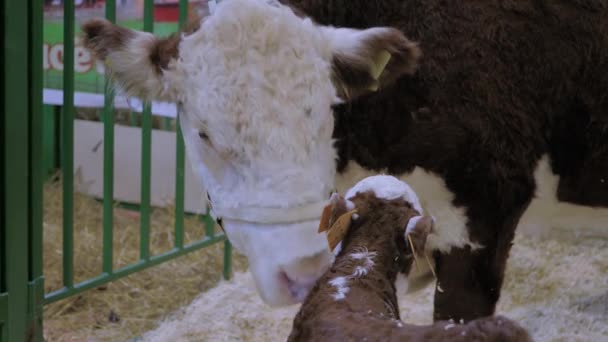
left=325, top=27, right=421, bottom=101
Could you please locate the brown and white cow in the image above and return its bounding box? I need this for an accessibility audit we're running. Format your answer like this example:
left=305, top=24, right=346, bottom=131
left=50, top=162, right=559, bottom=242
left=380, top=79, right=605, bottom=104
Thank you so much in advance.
left=81, top=0, right=608, bottom=322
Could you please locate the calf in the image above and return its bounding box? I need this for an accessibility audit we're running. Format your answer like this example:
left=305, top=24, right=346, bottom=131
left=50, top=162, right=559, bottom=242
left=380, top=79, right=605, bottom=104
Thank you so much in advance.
left=288, top=175, right=531, bottom=342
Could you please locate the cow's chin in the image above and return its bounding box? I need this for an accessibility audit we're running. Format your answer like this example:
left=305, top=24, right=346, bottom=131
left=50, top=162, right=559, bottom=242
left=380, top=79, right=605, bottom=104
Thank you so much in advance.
left=223, top=219, right=333, bottom=307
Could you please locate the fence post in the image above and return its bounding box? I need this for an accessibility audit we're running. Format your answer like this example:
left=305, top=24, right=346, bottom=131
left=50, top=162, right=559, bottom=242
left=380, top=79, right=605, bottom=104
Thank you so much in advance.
left=0, top=0, right=34, bottom=342
left=223, top=240, right=233, bottom=280
left=28, top=0, right=45, bottom=341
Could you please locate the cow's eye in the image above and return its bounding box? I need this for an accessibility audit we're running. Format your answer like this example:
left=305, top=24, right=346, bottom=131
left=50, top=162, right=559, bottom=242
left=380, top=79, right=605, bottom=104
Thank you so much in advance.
left=198, top=131, right=210, bottom=141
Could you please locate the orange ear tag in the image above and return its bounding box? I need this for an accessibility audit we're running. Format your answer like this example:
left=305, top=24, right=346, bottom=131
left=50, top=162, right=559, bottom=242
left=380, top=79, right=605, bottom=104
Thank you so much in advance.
left=317, top=204, right=333, bottom=233
left=326, top=209, right=357, bottom=251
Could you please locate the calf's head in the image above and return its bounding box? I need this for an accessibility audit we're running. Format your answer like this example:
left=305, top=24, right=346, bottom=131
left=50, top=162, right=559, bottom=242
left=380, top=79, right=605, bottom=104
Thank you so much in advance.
left=81, top=0, right=420, bottom=306
left=321, top=175, right=434, bottom=275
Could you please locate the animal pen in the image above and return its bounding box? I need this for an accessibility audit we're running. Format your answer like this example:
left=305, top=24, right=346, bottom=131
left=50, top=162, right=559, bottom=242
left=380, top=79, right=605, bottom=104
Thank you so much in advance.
left=1, top=1, right=233, bottom=341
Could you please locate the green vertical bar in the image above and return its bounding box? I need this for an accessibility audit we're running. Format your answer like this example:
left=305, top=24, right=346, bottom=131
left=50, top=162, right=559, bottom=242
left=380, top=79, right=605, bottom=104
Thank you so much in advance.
left=102, top=0, right=117, bottom=274
left=203, top=210, right=214, bottom=238
left=0, top=296, right=7, bottom=342
left=223, top=240, right=232, bottom=280
left=129, top=111, right=138, bottom=126
left=29, top=0, right=45, bottom=340
left=42, top=106, right=58, bottom=178
left=52, top=106, right=62, bottom=173
left=1, top=0, right=8, bottom=293
left=3, top=0, right=31, bottom=340
left=62, top=0, right=75, bottom=289
left=140, top=0, right=154, bottom=260
left=174, top=0, right=189, bottom=249
left=30, top=0, right=44, bottom=291
left=139, top=107, right=151, bottom=260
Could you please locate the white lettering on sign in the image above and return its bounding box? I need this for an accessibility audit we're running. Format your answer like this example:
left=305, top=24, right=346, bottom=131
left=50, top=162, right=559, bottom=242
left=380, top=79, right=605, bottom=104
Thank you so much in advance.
left=43, top=42, right=96, bottom=73
left=48, top=44, right=64, bottom=71
left=75, top=47, right=93, bottom=72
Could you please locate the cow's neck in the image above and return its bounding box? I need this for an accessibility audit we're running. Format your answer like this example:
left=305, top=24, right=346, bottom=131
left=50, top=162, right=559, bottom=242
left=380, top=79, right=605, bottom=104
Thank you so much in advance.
left=331, top=83, right=464, bottom=181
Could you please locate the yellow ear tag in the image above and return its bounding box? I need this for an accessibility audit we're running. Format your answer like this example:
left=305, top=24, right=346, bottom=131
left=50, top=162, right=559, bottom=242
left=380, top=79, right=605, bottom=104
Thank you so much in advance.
left=326, top=209, right=357, bottom=251
left=370, top=50, right=392, bottom=80
left=368, top=81, right=380, bottom=92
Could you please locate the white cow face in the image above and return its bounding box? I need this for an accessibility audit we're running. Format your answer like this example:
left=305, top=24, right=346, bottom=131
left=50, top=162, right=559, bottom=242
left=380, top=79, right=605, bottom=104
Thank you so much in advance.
left=82, top=0, right=420, bottom=306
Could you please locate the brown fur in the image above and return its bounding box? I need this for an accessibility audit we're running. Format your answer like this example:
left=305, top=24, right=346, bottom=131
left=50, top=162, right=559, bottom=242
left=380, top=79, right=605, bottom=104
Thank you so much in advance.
left=288, top=192, right=531, bottom=342
left=148, top=17, right=201, bottom=74
left=82, top=16, right=202, bottom=74
left=81, top=18, right=134, bottom=60
left=284, top=0, right=608, bottom=322
left=331, top=29, right=422, bottom=100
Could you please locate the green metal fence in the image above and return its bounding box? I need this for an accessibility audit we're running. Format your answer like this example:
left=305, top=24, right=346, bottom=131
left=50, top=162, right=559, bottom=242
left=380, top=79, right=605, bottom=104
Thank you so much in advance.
left=1, top=1, right=231, bottom=341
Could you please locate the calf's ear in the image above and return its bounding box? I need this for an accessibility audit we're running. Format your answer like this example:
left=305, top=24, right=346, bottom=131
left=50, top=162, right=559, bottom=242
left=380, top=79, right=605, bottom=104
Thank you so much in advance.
left=404, top=215, right=434, bottom=256
left=324, top=26, right=421, bottom=101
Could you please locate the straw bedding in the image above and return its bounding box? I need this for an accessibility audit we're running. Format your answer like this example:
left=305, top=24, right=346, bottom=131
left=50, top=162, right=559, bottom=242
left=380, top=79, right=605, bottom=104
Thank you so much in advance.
left=142, top=234, right=608, bottom=342
left=43, top=176, right=607, bottom=341
left=42, top=178, right=248, bottom=342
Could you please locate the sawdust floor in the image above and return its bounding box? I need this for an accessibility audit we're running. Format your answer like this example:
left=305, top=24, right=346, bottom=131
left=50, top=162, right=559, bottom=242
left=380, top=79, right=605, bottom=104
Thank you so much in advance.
left=142, top=233, right=608, bottom=342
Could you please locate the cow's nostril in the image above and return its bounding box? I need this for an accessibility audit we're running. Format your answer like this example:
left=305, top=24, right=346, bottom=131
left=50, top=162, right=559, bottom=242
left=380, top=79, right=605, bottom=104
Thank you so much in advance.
left=280, top=271, right=315, bottom=303
left=280, top=271, right=294, bottom=287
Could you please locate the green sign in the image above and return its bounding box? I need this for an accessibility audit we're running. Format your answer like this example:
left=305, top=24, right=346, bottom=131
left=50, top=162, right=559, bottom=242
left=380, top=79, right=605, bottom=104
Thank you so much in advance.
left=43, top=19, right=179, bottom=93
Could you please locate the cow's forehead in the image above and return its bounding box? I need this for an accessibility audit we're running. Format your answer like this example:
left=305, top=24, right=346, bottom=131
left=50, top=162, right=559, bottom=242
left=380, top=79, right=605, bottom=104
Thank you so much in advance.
left=175, top=0, right=337, bottom=160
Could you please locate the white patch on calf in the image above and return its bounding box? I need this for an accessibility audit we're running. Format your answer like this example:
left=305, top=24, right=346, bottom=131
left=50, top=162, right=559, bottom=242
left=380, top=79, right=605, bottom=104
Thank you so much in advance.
left=405, top=215, right=423, bottom=235
left=352, top=266, right=369, bottom=278
left=345, top=174, right=423, bottom=213
left=345, top=200, right=356, bottom=211
left=328, top=276, right=350, bottom=301
left=349, top=246, right=378, bottom=261
left=350, top=248, right=376, bottom=278
left=327, top=247, right=378, bottom=300
left=444, top=323, right=456, bottom=330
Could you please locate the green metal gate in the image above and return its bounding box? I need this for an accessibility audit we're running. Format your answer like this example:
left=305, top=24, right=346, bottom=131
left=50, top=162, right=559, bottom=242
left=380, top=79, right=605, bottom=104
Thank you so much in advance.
left=1, top=1, right=231, bottom=341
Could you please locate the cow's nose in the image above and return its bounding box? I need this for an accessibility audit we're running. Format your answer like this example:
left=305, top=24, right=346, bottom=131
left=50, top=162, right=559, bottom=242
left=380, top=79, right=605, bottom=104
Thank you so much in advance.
left=282, top=272, right=318, bottom=302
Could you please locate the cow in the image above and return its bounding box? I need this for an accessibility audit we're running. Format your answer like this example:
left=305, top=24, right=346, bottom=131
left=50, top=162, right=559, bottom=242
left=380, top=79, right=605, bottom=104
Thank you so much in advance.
left=81, top=0, right=608, bottom=322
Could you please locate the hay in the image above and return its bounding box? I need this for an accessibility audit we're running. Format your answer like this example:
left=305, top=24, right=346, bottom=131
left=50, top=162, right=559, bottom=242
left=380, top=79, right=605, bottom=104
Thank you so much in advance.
left=41, top=174, right=608, bottom=341
left=42, top=177, right=248, bottom=342
left=142, top=233, right=608, bottom=342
